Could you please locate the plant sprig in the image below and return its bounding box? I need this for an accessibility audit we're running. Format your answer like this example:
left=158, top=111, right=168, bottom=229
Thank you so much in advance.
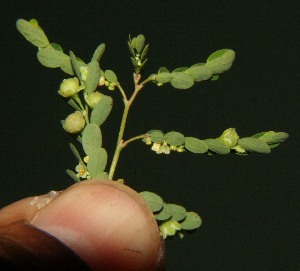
left=16, top=18, right=289, bottom=239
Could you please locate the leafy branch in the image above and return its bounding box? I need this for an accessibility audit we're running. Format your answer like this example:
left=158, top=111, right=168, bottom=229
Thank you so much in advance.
left=16, top=18, right=289, bottom=240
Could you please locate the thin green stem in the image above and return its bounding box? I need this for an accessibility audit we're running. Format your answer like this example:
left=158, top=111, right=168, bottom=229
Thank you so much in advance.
left=140, top=74, right=155, bottom=87
left=116, top=83, right=128, bottom=102
left=123, top=134, right=147, bottom=146
left=108, top=74, right=143, bottom=180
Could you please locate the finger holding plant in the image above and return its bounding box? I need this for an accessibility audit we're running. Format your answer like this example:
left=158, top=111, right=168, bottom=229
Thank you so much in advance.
left=16, top=18, right=289, bottom=241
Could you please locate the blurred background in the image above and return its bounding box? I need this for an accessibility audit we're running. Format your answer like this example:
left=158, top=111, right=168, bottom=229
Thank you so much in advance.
left=1, top=1, right=299, bottom=270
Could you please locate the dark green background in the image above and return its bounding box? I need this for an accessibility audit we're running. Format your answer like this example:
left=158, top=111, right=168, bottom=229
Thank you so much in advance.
left=1, top=1, right=299, bottom=270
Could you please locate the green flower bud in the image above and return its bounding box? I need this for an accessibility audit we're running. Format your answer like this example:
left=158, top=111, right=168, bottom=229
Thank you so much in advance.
left=159, top=220, right=181, bottom=239
left=86, top=92, right=103, bottom=108
left=63, top=111, right=85, bottom=133
left=58, top=78, right=83, bottom=98
left=98, top=76, right=106, bottom=86
left=219, top=128, right=239, bottom=148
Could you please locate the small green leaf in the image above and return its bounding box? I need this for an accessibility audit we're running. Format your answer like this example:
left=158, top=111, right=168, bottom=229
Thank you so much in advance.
left=258, top=131, right=289, bottom=144
left=90, top=95, right=113, bottom=126
left=67, top=99, right=81, bottom=111
left=66, top=169, right=80, bottom=182
left=50, top=43, right=63, bottom=52
left=37, top=46, right=69, bottom=68
left=205, top=49, right=235, bottom=74
left=140, top=191, right=164, bottom=212
left=171, top=72, right=194, bottom=89
left=16, top=19, right=49, bottom=48
left=135, top=34, right=145, bottom=54
left=238, top=137, right=271, bottom=154
left=184, top=137, right=208, bottom=154
left=172, top=67, right=189, bottom=73
left=70, top=51, right=82, bottom=80
left=251, top=132, right=267, bottom=139
left=165, top=131, right=185, bottom=146
left=158, top=67, right=170, bottom=73
left=185, top=66, right=212, bottom=82
left=82, top=124, right=102, bottom=156
left=155, top=203, right=172, bottom=221
left=95, top=171, right=109, bottom=180
left=104, top=70, right=118, bottom=83
left=69, top=143, right=83, bottom=162
left=204, top=138, right=231, bottom=154
left=269, top=143, right=280, bottom=149
left=155, top=72, right=172, bottom=83
left=148, top=130, right=164, bottom=143
left=85, top=61, right=100, bottom=94
left=60, top=58, right=74, bottom=75
left=87, top=148, right=108, bottom=178
left=91, top=43, right=105, bottom=62
left=180, top=212, right=202, bottom=230
left=210, top=74, right=220, bottom=81
left=168, top=204, right=187, bottom=221
left=140, top=44, right=149, bottom=61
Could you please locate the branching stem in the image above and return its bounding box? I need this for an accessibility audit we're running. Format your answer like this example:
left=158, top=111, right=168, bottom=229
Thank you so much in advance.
left=108, top=73, right=148, bottom=180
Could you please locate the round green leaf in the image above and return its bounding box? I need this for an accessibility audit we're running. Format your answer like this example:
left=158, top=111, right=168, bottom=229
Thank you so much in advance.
left=172, top=67, right=189, bottom=73
left=171, top=72, right=194, bottom=89
left=158, top=67, right=170, bottom=73
left=184, top=137, right=208, bottom=154
left=82, top=124, right=102, bottom=156
left=105, top=70, right=118, bottom=83
left=238, top=137, right=271, bottom=154
left=204, top=138, right=230, bottom=154
left=155, top=72, right=172, bottom=84
left=16, top=19, right=49, bottom=48
left=135, top=34, right=145, bottom=54
left=37, top=46, right=69, bottom=68
left=140, top=191, right=164, bottom=212
left=90, top=95, right=113, bottom=126
left=155, top=203, right=172, bottom=221
left=85, top=61, right=100, bottom=94
left=180, top=212, right=202, bottom=230
left=205, top=49, right=235, bottom=74
left=87, top=148, right=108, bottom=178
left=165, top=131, right=185, bottom=146
left=258, top=131, right=289, bottom=144
left=148, top=130, right=164, bottom=143
left=185, top=66, right=212, bottom=82
left=168, top=204, right=187, bottom=221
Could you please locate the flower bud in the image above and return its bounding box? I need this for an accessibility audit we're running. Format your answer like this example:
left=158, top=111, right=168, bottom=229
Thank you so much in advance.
left=63, top=111, right=85, bottom=133
left=86, top=92, right=103, bottom=108
left=219, top=128, right=239, bottom=148
left=58, top=78, right=83, bottom=98
left=98, top=76, right=106, bottom=86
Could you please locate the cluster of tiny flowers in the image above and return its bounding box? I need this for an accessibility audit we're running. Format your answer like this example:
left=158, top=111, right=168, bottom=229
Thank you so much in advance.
left=75, top=156, right=90, bottom=179
left=145, top=138, right=184, bottom=154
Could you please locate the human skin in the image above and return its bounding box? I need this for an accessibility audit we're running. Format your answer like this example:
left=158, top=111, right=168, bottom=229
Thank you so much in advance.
left=0, top=180, right=165, bottom=270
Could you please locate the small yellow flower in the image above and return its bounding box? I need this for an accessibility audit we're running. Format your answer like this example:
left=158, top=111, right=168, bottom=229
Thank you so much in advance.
left=151, top=141, right=170, bottom=154
left=75, top=162, right=89, bottom=179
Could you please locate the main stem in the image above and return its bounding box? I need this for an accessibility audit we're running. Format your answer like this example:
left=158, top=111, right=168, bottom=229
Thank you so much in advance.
left=108, top=74, right=142, bottom=180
